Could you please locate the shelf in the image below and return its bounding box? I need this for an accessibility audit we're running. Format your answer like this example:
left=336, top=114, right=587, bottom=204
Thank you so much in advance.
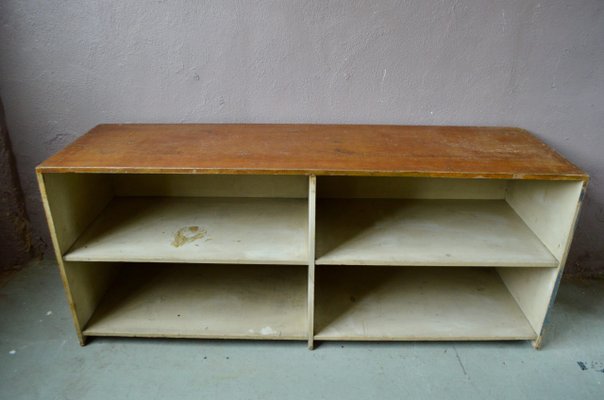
left=83, top=264, right=308, bottom=339
left=316, top=199, right=558, bottom=267
left=315, top=266, right=537, bottom=340
left=64, top=197, right=308, bottom=264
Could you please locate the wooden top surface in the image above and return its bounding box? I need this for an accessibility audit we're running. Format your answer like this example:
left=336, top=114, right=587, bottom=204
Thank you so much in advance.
left=37, top=124, right=587, bottom=180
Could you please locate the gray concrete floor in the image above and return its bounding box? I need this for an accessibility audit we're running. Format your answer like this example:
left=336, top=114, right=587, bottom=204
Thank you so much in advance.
left=1, top=259, right=603, bottom=400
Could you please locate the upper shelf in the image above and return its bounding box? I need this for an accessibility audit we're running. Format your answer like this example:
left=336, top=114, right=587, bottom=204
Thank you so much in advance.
left=37, top=124, right=587, bottom=180
left=316, top=199, right=558, bottom=267
left=64, top=197, right=308, bottom=264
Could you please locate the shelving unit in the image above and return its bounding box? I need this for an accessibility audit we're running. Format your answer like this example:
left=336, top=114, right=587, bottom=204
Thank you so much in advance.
left=37, top=124, right=588, bottom=349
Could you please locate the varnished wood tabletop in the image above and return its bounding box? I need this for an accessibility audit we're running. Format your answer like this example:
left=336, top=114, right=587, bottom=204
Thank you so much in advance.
left=37, top=124, right=587, bottom=180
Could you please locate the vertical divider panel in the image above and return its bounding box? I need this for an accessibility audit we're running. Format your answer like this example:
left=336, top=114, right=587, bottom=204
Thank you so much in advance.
left=307, top=175, right=317, bottom=349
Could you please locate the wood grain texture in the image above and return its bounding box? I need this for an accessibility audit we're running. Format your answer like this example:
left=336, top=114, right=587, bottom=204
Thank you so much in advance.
left=37, top=124, right=587, bottom=180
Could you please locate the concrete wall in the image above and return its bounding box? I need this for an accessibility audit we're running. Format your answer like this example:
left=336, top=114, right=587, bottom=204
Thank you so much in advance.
left=0, top=1, right=602, bottom=275
left=0, top=97, right=34, bottom=270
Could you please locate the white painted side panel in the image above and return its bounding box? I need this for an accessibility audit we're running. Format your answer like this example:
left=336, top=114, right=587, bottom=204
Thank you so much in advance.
left=63, top=261, right=119, bottom=329
left=506, top=180, right=583, bottom=260
left=42, top=173, right=114, bottom=254
left=500, top=180, right=584, bottom=333
left=495, top=267, right=560, bottom=334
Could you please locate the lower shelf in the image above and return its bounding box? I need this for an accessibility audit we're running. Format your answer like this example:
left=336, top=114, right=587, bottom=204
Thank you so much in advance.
left=83, top=264, right=308, bottom=340
left=315, top=266, right=537, bottom=341
left=82, top=264, right=538, bottom=342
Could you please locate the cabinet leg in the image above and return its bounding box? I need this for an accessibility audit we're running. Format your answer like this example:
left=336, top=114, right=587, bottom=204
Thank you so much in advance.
left=78, top=334, right=89, bottom=347
left=531, top=335, right=543, bottom=350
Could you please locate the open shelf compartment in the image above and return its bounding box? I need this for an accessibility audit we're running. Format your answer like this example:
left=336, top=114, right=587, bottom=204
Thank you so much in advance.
left=314, top=176, right=574, bottom=268
left=43, top=173, right=310, bottom=265
left=82, top=263, right=308, bottom=340
left=314, top=266, right=538, bottom=340
left=316, top=199, right=557, bottom=267
left=65, top=197, right=308, bottom=264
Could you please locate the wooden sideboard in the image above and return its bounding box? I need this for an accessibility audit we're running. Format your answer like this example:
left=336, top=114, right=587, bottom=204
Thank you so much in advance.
left=36, top=124, right=588, bottom=349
